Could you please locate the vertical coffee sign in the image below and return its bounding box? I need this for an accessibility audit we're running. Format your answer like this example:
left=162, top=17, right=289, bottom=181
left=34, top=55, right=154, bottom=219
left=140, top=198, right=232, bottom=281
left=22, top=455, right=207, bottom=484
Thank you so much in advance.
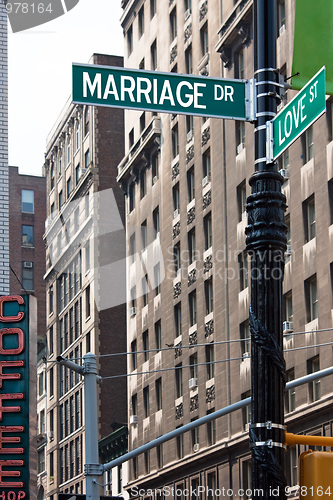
left=0, top=295, right=37, bottom=500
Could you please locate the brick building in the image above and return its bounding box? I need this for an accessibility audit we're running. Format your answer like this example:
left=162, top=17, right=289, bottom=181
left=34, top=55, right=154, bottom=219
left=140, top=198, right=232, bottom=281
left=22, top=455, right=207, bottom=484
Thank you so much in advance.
left=118, top=0, right=333, bottom=496
left=43, top=53, right=127, bottom=497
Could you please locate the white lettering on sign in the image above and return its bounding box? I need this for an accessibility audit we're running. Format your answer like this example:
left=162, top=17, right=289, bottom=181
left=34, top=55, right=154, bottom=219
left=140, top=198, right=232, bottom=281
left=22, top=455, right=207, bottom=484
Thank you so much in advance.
left=278, top=88, right=310, bottom=147
left=83, top=72, right=101, bottom=99
left=214, top=84, right=234, bottom=102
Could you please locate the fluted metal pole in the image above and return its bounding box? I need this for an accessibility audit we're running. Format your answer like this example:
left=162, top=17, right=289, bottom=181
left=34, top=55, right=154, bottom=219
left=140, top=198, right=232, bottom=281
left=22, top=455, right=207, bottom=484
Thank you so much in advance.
left=246, top=0, right=287, bottom=497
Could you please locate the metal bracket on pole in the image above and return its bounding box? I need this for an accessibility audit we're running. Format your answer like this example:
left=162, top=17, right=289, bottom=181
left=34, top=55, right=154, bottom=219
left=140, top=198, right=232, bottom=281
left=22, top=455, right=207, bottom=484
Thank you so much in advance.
left=266, top=120, right=274, bottom=163
left=250, top=421, right=286, bottom=431
left=84, top=463, right=104, bottom=476
left=245, top=79, right=257, bottom=122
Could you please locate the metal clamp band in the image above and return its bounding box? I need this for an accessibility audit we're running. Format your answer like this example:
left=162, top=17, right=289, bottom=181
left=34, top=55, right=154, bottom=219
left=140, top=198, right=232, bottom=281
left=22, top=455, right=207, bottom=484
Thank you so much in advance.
left=254, top=157, right=267, bottom=165
left=254, top=68, right=278, bottom=75
left=255, top=80, right=285, bottom=88
left=254, top=124, right=267, bottom=132
left=250, top=421, right=286, bottom=431
left=251, top=440, right=287, bottom=449
left=256, top=111, right=276, bottom=118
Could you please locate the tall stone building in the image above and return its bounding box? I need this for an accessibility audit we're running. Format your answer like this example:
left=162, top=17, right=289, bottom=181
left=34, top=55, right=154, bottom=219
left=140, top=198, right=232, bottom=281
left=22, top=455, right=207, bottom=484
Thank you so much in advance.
left=0, top=3, right=8, bottom=295
left=43, top=53, right=127, bottom=497
left=118, top=0, right=333, bottom=496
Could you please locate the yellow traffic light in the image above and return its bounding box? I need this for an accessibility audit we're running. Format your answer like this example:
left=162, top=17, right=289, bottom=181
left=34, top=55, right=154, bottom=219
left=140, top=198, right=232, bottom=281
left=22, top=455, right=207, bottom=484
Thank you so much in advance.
left=299, top=450, right=333, bottom=498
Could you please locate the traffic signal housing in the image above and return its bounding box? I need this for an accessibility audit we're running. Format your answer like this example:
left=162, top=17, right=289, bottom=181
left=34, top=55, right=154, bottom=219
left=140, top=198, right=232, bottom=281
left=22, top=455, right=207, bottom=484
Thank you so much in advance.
left=299, top=450, right=333, bottom=499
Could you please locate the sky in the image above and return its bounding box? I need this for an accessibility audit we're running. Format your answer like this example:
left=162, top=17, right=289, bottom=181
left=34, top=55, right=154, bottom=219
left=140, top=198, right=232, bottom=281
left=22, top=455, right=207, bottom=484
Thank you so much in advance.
left=8, top=0, right=124, bottom=177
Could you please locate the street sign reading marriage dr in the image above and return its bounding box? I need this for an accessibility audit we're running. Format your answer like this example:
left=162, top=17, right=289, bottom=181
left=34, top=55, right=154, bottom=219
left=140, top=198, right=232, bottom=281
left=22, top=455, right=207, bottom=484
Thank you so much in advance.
left=72, top=63, right=255, bottom=121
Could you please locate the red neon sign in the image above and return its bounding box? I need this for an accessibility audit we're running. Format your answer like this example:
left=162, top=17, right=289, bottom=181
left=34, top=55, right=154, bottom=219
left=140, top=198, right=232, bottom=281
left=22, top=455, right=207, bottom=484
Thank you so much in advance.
left=0, top=298, right=24, bottom=323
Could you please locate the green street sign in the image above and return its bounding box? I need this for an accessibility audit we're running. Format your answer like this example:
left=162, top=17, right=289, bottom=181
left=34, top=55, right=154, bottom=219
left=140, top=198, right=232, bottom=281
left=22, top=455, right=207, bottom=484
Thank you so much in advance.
left=72, top=63, right=255, bottom=121
left=267, top=66, right=326, bottom=161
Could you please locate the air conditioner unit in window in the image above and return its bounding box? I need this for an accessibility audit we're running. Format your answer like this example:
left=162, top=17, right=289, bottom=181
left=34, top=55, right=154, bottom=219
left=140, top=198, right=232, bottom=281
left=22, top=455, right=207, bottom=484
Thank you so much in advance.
left=283, top=321, right=293, bottom=334
left=23, top=261, right=33, bottom=268
left=130, top=307, right=136, bottom=317
left=279, top=24, right=286, bottom=36
left=237, top=143, right=244, bottom=155
left=285, top=244, right=292, bottom=256
left=189, top=378, right=198, bottom=389
left=152, top=175, right=158, bottom=185
left=193, top=443, right=199, bottom=452
left=279, top=168, right=289, bottom=180
left=242, top=352, right=250, bottom=361
left=173, top=208, right=179, bottom=219
left=48, top=431, right=54, bottom=441
left=184, top=8, right=191, bottom=21
left=202, top=176, right=209, bottom=188
left=130, top=415, right=138, bottom=425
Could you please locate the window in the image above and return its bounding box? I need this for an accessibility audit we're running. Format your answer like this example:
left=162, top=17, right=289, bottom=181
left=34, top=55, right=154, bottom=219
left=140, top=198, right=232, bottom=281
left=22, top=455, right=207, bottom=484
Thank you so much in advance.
left=67, top=177, right=72, bottom=198
left=236, top=121, right=246, bottom=153
left=237, top=180, right=247, bottom=222
left=242, top=459, right=252, bottom=498
left=235, top=48, right=244, bottom=79
left=207, top=409, right=216, bottom=445
left=285, top=368, right=295, bottom=412
left=205, top=278, right=214, bottom=315
left=50, top=162, right=55, bottom=190
left=176, top=429, right=184, bottom=459
left=22, top=262, right=34, bottom=290
left=200, top=23, right=209, bottom=56
left=191, top=420, right=199, bottom=448
left=141, top=220, right=147, bottom=249
left=38, top=372, right=44, bottom=397
left=175, top=303, right=182, bottom=337
left=186, top=114, right=193, bottom=138
left=84, top=107, right=90, bottom=136
left=127, top=25, right=133, bottom=56
left=172, top=125, right=179, bottom=158
left=152, top=153, right=159, bottom=182
left=140, top=112, right=146, bottom=133
left=138, top=5, right=144, bottom=37
left=153, top=207, right=160, bottom=238
left=143, top=386, right=150, bottom=418
left=157, top=444, right=163, bottom=469
left=151, top=40, right=157, bottom=70
left=129, top=128, right=134, bottom=148
left=142, top=274, right=148, bottom=306
left=239, top=252, right=249, bottom=291
left=207, top=472, right=216, bottom=500
left=150, top=0, right=156, bottom=18
left=129, top=182, right=135, bottom=212
left=85, top=284, right=90, bottom=319
left=242, top=391, right=251, bottom=429
left=240, top=320, right=250, bottom=357
left=204, top=213, right=212, bottom=250
left=307, top=355, right=320, bottom=402
left=129, top=233, right=136, bottom=264
left=188, top=229, right=196, bottom=264
left=49, top=366, right=54, bottom=397
left=305, top=275, right=318, bottom=323
left=203, top=149, right=211, bottom=181
left=283, top=292, right=293, bottom=323
left=131, top=393, right=137, bottom=415
left=58, top=150, right=63, bottom=175
left=49, top=325, right=53, bottom=354
left=189, top=291, right=197, bottom=326
left=174, top=242, right=181, bottom=274
left=185, top=45, right=193, bottom=74
left=278, top=148, right=289, bottom=171
left=66, top=137, right=71, bottom=165
left=130, top=286, right=137, bottom=311
left=84, top=149, right=90, bottom=169
left=277, top=0, right=286, bottom=34
left=156, top=378, right=162, bottom=410
left=303, top=125, right=314, bottom=163
left=155, top=321, right=161, bottom=351
left=303, top=195, right=316, bottom=242
left=131, top=340, right=137, bottom=370
left=206, top=344, right=214, bottom=380
left=154, top=263, right=161, bottom=295
left=38, top=448, right=45, bottom=474
left=185, top=0, right=192, bottom=11
left=173, top=183, right=180, bottom=215
left=170, top=8, right=177, bottom=41
left=21, top=189, right=34, bottom=213
left=75, top=164, right=80, bottom=185
left=22, top=225, right=34, bottom=247
left=175, top=364, right=183, bottom=398
left=142, top=330, right=149, bottom=362
left=75, top=122, right=80, bottom=152
left=190, top=353, right=198, bottom=379
left=140, top=169, right=147, bottom=199
left=187, top=167, right=195, bottom=201
left=58, top=190, right=63, bottom=210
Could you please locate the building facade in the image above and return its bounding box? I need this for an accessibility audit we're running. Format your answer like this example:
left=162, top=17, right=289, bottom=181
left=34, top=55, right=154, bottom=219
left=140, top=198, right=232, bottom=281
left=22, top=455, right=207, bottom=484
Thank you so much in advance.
left=43, top=53, right=127, bottom=497
left=118, top=0, right=333, bottom=497
left=0, top=3, right=8, bottom=295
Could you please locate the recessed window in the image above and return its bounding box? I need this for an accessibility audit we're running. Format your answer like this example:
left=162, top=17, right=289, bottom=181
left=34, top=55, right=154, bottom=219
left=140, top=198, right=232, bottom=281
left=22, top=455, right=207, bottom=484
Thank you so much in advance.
left=200, top=23, right=209, bottom=56
left=22, top=261, right=34, bottom=290
left=204, top=213, right=212, bottom=250
left=67, top=177, right=72, bottom=198
left=153, top=207, right=160, bottom=238
left=142, top=330, right=149, bottom=362
left=303, top=195, right=316, bottom=242
left=143, top=386, right=150, bottom=418
left=142, top=274, right=148, bottom=306
left=138, top=6, right=144, bottom=37
left=205, top=343, right=214, bottom=379
left=175, top=302, right=182, bottom=337
left=303, top=125, right=314, bottom=163
left=205, top=278, right=213, bottom=315
left=129, top=128, right=134, bottom=148
left=84, top=107, right=90, bottom=136
left=140, top=169, right=147, bottom=199
left=170, top=8, right=177, bottom=42
left=152, top=153, right=159, bottom=182
left=173, top=183, right=180, bottom=215
left=21, top=189, right=34, bottom=213
left=175, top=364, right=182, bottom=398
left=50, top=162, right=55, bottom=190
left=236, top=121, right=245, bottom=153
left=155, top=321, right=161, bottom=351
left=66, top=137, right=71, bottom=165
left=154, top=263, right=161, bottom=295
left=187, top=167, right=195, bottom=202
left=185, top=45, right=193, bottom=74
left=174, top=242, right=181, bottom=274
left=188, top=228, right=196, bottom=264
left=203, top=149, right=211, bottom=181
left=240, top=320, right=250, bottom=356
left=285, top=368, right=295, bottom=412
left=156, top=378, right=162, bottom=410
left=129, top=182, right=135, bottom=212
left=172, top=124, right=179, bottom=158
left=189, top=291, right=197, bottom=326
left=277, top=0, right=286, bottom=34
left=22, top=225, right=34, bottom=247
left=151, top=40, right=157, bottom=70
left=238, top=252, right=249, bottom=291
left=305, top=275, right=318, bottom=323
left=237, top=180, right=247, bottom=222
left=242, top=391, right=251, bottom=430
left=131, top=340, right=137, bottom=370
left=150, top=0, right=156, bottom=18
left=84, top=149, right=90, bottom=169
left=307, top=355, right=320, bottom=402
left=141, top=220, right=147, bottom=249
left=127, top=25, right=133, bottom=56
left=75, top=122, right=80, bottom=152
left=190, top=353, right=198, bottom=379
